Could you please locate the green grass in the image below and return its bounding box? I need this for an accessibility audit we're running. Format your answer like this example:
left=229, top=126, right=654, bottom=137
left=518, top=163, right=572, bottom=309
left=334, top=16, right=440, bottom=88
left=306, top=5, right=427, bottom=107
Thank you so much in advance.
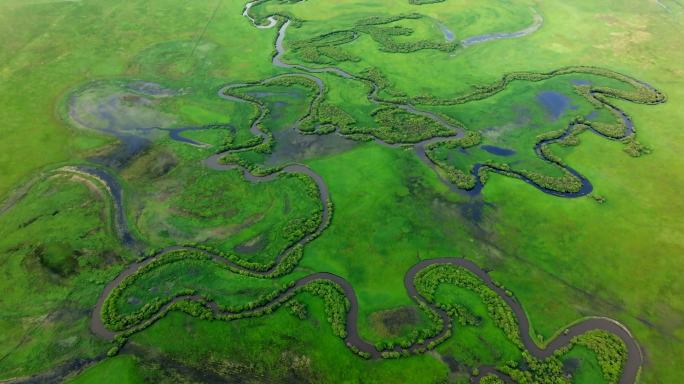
left=0, top=0, right=278, bottom=198
left=0, top=173, right=125, bottom=378
left=126, top=295, right=449, bottom=383
left=302, top=144, right=483, bottom=344
left=111, top=257, right=301, bottom=316
left=1, top=0, right=683, bottom=382
left=562, top=345, right=607, bottom=384
left=126, top=161, right=321, bottom=266
left=434, top=285, right=522, bottom=368
left=66, top=355, right=144, bottom=384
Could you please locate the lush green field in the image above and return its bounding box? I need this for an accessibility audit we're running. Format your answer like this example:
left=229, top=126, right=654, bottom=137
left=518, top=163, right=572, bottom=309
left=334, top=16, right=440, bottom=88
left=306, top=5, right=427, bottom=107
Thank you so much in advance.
left=1, top=0, right=682, bottom=383
left=0, top=171, right=128, bottom=377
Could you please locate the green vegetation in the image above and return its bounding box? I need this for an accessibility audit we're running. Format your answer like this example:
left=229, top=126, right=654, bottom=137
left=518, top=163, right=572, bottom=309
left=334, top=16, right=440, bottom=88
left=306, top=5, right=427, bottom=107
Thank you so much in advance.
left=66, top=355, right=143, bottom=384
left=354, top=14, right=459, bottom=53
left=361, top=106, right=455, bottom=143
left=573, top=331, right=627, bottom=384
left=98, top=247, right=353, bottom=349
left=0, top=170, right=128, bottom=377
left=480, top=375, right=505, bottom=384
left=1, top=0, right=683, bottom=383
left=291, top=30, right=360, bottom=64
left=127, top=162, right=322, bottom=267
left=424, top=132, right=482, bottom=189
left=95, top=248, right=630, bottom=383
left=416, top=265, right=521, bottom=348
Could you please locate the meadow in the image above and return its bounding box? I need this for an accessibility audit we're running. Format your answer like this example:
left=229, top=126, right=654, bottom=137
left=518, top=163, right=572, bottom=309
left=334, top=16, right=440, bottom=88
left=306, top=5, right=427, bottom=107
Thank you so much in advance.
left=0, top=0, right=682, bottom=383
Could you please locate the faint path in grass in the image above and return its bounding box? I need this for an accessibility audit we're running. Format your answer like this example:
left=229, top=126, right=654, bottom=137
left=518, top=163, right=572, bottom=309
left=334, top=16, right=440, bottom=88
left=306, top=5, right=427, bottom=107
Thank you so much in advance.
left=189, top=0, right=224, bottom=59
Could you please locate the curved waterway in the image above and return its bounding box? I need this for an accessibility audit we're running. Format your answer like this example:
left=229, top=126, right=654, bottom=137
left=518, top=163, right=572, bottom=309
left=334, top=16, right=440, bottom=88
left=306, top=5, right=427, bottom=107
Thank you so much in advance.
left=0, top=165, right=138, bottom=248
left=82, top=5, right=657, bottom=383
left=217, top=72, right=326, bottom=148
left=155, top=11, right=624, bottom=199
left=436, top=10, right=542, bottom=47
left=90, top=160, right=332, bottom=337
left=91, top=252, right=642, bottom=384
left=259, top=17, right=608, bottom=199
left=65, top=165, right=138, bottom=247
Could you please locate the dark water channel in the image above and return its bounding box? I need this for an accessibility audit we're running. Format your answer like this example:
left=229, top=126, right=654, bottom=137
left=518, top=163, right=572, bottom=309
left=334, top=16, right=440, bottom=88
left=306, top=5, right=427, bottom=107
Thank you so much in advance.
left=480, top=145, right=516, bottom=156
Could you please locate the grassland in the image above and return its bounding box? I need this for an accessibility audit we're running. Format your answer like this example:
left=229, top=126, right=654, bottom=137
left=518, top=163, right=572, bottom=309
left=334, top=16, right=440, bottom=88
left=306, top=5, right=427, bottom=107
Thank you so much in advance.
left=1, top=0, right=683, bottom=383
left=0, top=171, right=129, bottom=377
left=127, top=162, right=322, bottom=266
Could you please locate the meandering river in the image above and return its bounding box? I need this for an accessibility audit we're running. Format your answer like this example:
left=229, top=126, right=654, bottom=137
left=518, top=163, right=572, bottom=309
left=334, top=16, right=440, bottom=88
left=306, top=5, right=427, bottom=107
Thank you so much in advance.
left=82, top=5, right=652, bottom=384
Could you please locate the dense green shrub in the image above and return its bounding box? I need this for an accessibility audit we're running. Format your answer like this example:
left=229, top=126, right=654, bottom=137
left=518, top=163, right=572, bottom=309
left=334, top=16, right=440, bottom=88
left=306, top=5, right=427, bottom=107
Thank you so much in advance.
left=414, top=264, right=521, bottom=347
left=518, top=169, right=583, bottom=193
left=438, top=302, right=480, bottom=326
left=290, top=30, right=360, bottom=64
left=479, top=374, right=505, bottom=384
left=573, top=330, right=627, bottom=384
left=286, top=299, right=308, bottom=319
left=174, top=300, right=215, bottom=320
left=411, top=66, right=665, bottom=107
left=301, top=280, right=350, bottom=338
left=501, top=351, right=568, bottom=384
left=423, top=134, right=481, bottom=190
left=622, top=136, right=651, bottom=157
left=358, top=25, right=458, bottom=53
left=342, top=106, right=454, bottom=143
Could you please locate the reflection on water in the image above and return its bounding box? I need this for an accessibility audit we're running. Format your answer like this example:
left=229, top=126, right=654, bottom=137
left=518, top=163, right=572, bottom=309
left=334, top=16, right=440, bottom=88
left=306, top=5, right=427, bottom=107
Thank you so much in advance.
left=480, top=145, right=516, bottom=157
left=537, top=91, right=577, bottom=121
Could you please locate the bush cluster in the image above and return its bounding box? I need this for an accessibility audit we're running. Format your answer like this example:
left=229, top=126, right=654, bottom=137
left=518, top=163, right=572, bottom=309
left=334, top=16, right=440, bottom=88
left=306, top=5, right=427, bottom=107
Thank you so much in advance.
left=346, top=342, right=372, bottom=359
left=622, top=136, right=651, bottom=157
left=573, top=330, right=627, bottom=384
left=356, top=23, right=458, bottom=53
left=286, top=299, right=308, bottom=319
left=424, top=134, right=482, bottom=190
left=301, top=280, right=350, bottom=338
left=173, top=300, right=214, bottom=320
left=518, top=169, right=582, bottom=194
left=414, top=264, right=521, bottom=347
left=502, top=351, right=567, bottom=384
left=478, top=374, right=505, bottom=384
left=439, top=302, right=480, bottom=326
left=342, top=106, right=454, bottom=144
left=291, top=30, right=360, bottom=64
left=411, top=66, right=664, bottom=107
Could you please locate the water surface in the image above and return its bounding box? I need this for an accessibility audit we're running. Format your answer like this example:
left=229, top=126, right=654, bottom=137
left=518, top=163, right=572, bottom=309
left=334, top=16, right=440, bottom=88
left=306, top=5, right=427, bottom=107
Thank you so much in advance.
left=436, top=22, right=455, bottom=42
left=480, top=145, right=516, bottom=156
left=537, top=91, right=576, bottom=120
